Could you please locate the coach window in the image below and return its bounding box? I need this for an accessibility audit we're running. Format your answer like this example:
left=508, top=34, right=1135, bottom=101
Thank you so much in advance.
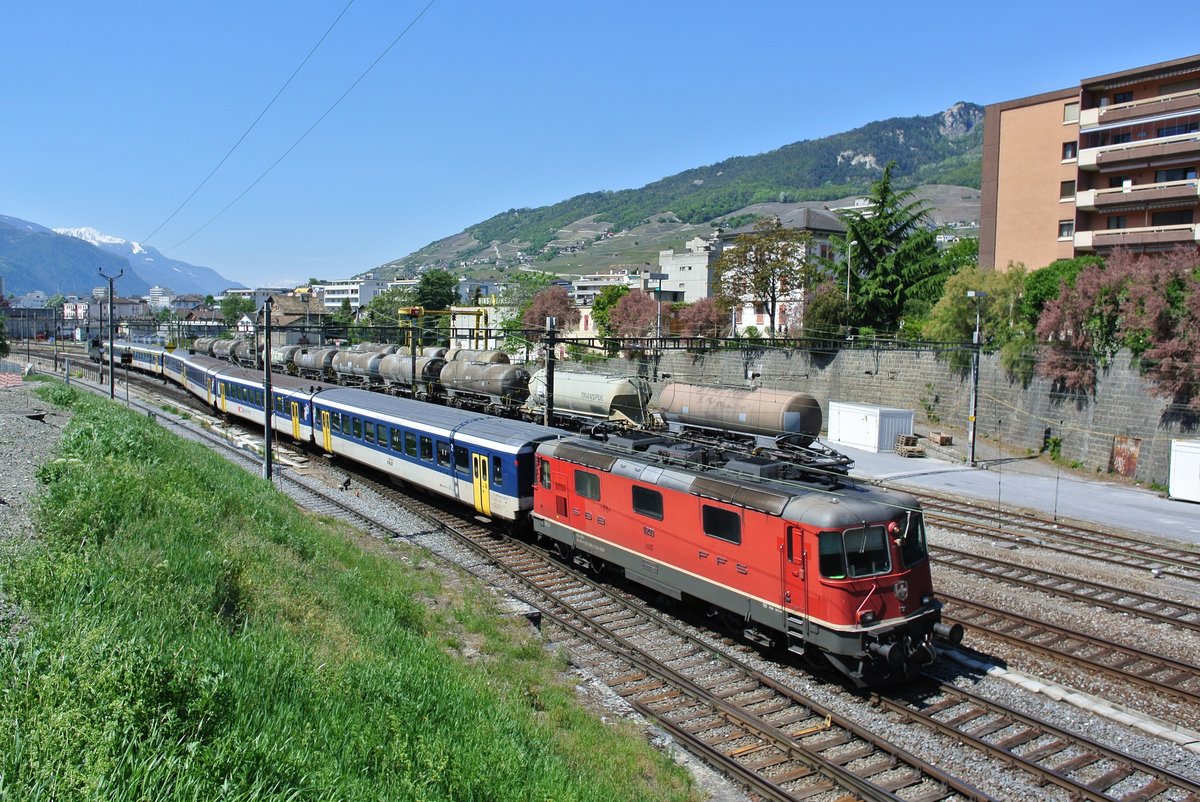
left=453, top=445, right=470, bottom=474
left=352, top=417, right=362, bottom=440
left=702, top=505, right=741, bottom=545
left=632, top=486, right=663, bottom=520
left=437, top=441, right=451, bottom=468
left=365, top=422, right=376, bottom=444
left=420, top=435, right=433, bottom=462
left=843, top=526, right=891, bottom=577
left=390, top=427, right=402, bottom=453
left=256, top=390, right=264, bottom=407
left=405, top=432, right=417, bottom=458
left=492, top=455, right=503, bottom=485
left=818, top=532, right=846, bottom=579
left=574, top=469, right=600, bottom=500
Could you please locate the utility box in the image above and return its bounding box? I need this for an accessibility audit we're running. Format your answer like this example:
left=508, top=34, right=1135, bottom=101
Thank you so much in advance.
left=1169, top=440, right=1200, bottom=503
left=827, top=402, right=915, bottom=453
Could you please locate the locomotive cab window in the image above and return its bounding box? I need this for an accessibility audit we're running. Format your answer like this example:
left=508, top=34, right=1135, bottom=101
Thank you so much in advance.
left=702, top=505, right=741, bottom=545
left=632, top=486, right=663, bottom=520
left=843, top=526, right=891, bottom=578
left=899, top=512, right=929, bottom=567
left=538, top=458, right=551, bottom=489
left=574, top=469, right=600, bottom=500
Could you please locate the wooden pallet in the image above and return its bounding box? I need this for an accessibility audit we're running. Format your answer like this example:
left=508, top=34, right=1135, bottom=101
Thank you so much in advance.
left=894, top=433, right=924, bottom=457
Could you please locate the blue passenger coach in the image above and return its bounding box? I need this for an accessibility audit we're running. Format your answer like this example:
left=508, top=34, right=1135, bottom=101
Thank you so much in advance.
left=313, top=388, right=562, bottom=521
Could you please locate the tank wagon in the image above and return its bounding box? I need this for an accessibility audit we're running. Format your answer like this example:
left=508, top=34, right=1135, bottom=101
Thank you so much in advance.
left=657, top=383, right=822, bottom=446
left=332, top=350, right=386, bottom=386
left=379, top=353, right=446, bottom=399
left=230, top=339, right=257, bottom=367
left=271, top=345, right=303, bottom=373
left=191, top=337, right=220, bottom=357
left=526, top=369, right=652, bottom=427
left=440, top=360, right=530, bottom=410
left=445, top=348, right=509, bottom=364
left=294, top=347, right=340, bottom=380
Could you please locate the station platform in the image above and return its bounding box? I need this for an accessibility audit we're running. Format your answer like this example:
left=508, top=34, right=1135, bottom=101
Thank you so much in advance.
left=834, top=438, right=1200, bottom=547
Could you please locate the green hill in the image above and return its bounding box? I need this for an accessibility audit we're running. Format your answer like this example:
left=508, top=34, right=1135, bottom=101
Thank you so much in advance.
left=379, top=102, right=983, bottom=279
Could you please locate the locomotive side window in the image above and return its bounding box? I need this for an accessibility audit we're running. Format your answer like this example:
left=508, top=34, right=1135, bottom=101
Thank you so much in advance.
left=437, top=442, right=451, bottom=467
left=453, top=445, right=470, bottom=474
left=538, top=459, right=551, bottom=489
left=702, top=505, right=741, bottom=545
left=405, top=432, right=417, bottom=458
left=420, top=436, right=433, bottom=462
left=818, top=531, right=846, bottom=579
left=631, top=486, right=663, bottom=520
left=574, top=470, right=600, bottom=500
left=900, top=513, right=929, bottom=567
left=843, top=526, right=891, bottom=577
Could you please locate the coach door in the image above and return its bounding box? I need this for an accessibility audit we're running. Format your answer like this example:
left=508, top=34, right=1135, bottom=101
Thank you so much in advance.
left=320, top=410, right=333, bottom=453
left=219, top=380, right=228, bottom=413
left=290, top=401, right=301, bottom=440
left=471, top=452, right=492, bottom=517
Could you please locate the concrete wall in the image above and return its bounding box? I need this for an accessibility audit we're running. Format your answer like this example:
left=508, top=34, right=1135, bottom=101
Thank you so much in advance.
left=605, top=345, right=1193, bottom=485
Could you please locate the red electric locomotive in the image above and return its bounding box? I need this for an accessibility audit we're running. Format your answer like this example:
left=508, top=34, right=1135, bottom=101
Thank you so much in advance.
left=531, top=431, right=961, bottom=685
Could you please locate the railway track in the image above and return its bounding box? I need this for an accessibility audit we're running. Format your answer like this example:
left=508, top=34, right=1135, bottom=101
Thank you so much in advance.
left=940, top=594, right=1200, bottom=714
left=932, top=545, right=1200, bottom=634
left=916, top=491, right=1200, bottom=587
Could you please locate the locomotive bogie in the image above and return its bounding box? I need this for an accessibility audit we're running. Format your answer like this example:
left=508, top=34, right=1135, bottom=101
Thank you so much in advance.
left=658, top=383, right=823, bottom=446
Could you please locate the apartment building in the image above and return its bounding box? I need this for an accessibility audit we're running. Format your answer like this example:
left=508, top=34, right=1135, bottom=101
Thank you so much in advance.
left=981, top=54, right=1200, bottom=270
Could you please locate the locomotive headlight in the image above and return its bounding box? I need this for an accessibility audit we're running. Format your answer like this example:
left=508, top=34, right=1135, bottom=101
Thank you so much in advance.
left=859, top=611, right=877, bottom=625
left=921, top=594, right=934, bottom=606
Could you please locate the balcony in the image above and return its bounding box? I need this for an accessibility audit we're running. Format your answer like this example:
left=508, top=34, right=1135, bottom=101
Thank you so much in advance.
left=1078, top=130, right=1200, bottom=170
left=1075, top=223, right=1200, bottom=251
left=1080, top=88, right=1200, bottom=130
left=1076, top=179, right=1200, bottom=211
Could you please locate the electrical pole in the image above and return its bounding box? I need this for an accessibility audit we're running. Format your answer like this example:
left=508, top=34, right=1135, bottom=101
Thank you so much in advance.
left=966, top=290, right=987, bottom=466
left=543, top=316, right=556, bottom=427
left=99, top=267, right=123, bottom=399
left=262, top=298, right=274, bottom=481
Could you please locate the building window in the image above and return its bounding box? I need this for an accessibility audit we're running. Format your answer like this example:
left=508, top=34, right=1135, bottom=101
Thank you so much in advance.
left=1157, top=122, right=1199, bottom=138
left=1058, top=220, right=1075, bottom=239
left=1107, top=216, right=1127, bottom=230
left=1156, top=167, right=1198, bottom=183
left=1063, top=102, right=1080, bottom=123
left=1108, top=175, right=1132, bottom=189
left=1062, top=141, right=1078, bottom=160
left=1110, top=132, right=1132, bottom=145
left=1060, top=180, right=1076, bottom=199
left=1151, top=210, right=1195, bottom=226
left=1112, top=91, right=1133, bottom=105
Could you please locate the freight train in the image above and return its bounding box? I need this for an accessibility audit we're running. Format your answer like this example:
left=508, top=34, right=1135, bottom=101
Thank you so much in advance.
left=98, top=340, right=960, bottom=685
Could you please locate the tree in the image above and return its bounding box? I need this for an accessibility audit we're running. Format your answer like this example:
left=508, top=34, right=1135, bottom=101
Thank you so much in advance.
left=676, top=297, right=728, bottom=337
left=590, top=285, right=629, bottom=337
left=1035, top=259, right=1128, bottom=394
left=45, top=293, right=66, bottom=309
left=204, top=295, right=216, bottom=306
left=713, top=217, right=813, bottom=340
left=364, top=287, right=418, bottom=323
left=1021, top=255, right=1101, bottom=321
left=609, top=289, right=658, bottom=337
left=800, top=282, right=849, bottom=345
left=835, top=161, right=942, bottom=332
left=220, top=295, right=255, bottom=327
left=925, top=266, right=1028, bottom=374
left=415, top=269, right=459, bottom=312
left=522, top=286, right=580, bottom=334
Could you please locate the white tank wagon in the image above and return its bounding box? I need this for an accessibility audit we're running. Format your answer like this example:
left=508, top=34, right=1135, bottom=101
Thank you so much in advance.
left=527, top=370, right=652, bottom=426
left=331, top=350, right=385, bottom=385
left=294, top=347, right=340, bottom=379
left=271, top=345, right=303, bottom=372
left=211, top=339, right=239, bottom=361
left=440, top=360, right=530, bottom=408
left=349, top=342, right=399, bottom=354
left=657, top=383, right=823, bottom=447
left=445, top=348, right=509, bottom=364
left=231, top=340, right=258, bottom=367
left=191, top=337, right=220, bottom=357
left=378, top=353, right=446, bottom=398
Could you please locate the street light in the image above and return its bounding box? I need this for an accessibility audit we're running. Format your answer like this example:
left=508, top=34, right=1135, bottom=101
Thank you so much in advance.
left=966, top=290, right=988, bottom=466
left=846, top=240, right=858, bottom=306
left=648, top=272, right=668, bottom=341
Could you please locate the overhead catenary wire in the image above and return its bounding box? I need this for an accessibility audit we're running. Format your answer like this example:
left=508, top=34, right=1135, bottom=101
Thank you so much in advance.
left=142, top=0, right=357, bottom=246
left=164, top=0, right=438, bottom=254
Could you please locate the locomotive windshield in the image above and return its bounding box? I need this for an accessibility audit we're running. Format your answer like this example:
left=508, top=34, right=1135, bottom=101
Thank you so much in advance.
left=818, top=526, right=891, bottom=579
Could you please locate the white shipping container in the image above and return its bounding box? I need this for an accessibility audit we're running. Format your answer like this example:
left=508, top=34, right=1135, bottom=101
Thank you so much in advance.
left=1169, top=439, right=1200, bottom=503
left=827, top=402, right=914, bottom=453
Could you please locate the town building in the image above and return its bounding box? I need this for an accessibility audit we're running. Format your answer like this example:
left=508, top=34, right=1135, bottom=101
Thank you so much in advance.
left=981, top=54, right=1200, bottom=271
left=315, top=278, right=389, bottom=312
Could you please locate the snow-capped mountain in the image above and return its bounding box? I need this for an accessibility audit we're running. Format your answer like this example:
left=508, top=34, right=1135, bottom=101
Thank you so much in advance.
left=52, top=225, right=243, bottom=297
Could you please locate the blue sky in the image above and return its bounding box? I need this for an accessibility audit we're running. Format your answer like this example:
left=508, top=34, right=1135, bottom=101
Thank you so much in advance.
left=2, top=2, right=1196, bottom=289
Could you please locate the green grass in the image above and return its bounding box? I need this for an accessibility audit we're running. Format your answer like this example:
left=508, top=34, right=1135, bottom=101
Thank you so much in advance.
left=0, top=384, right=697, bottom=801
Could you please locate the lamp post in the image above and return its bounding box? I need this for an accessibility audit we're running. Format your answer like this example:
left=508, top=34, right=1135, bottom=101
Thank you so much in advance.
left=99, top=267, right=123, bottom=399
left=966, top=290, right=988, bottom=466
left=648, top=272, right=668, bottom=342
left=845, top=240, right=858, bottom=306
